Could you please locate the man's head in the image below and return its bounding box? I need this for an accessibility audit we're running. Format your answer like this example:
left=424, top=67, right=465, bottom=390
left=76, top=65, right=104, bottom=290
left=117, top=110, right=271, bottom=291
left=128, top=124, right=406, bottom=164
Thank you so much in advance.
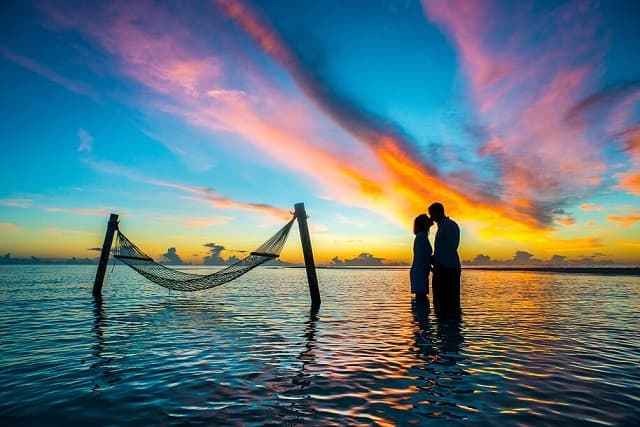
left=428, top=202, right=445, bottom=222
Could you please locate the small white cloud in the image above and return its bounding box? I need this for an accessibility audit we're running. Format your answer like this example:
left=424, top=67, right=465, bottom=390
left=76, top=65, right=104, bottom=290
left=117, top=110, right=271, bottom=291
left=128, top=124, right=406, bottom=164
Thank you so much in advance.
left=45, top=207, right=109, bottom=216
left=206, top=89, right=248, bottom=99
left=310, top=223, right=329, bottom=233
left=154, top=215, right=232, bottom=228
left=0, top=198, right=32, bottom=208
left=78, top=128, right=93, bottom=152
left=335, top=213, right=369, bottom=227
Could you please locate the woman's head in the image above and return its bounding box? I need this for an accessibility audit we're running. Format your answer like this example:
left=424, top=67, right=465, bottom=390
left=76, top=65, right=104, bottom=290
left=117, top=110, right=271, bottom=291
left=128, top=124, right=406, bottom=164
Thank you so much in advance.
left=413, top=213, right=433, bottom=235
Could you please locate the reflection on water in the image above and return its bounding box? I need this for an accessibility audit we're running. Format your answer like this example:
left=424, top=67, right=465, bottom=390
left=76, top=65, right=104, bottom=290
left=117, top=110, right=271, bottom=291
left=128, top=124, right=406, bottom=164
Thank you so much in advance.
left=0, top=265, right=639, bottom=425
left=410, top=298, right=470, bottom=421
left=294, top=306, right=319, bottom=388
left=91, top=297, right=124, bottom=391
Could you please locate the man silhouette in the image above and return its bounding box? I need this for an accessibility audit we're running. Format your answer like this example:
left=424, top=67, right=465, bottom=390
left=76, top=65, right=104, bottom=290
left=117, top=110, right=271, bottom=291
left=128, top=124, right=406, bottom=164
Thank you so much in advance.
left=428, top=202, right=461, bottom=308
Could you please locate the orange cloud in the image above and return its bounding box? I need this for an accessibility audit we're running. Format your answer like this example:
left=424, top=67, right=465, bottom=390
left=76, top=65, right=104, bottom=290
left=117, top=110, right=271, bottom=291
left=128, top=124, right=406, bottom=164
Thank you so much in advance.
left=0, top=222, right=22, bottom=232
left=615, top=172, right=640, bottom=195
left=580, top=203, right=604, bottom=212
left=607, top=211, right=640, bottom=227
left=555, top=217, right=575, bottom=227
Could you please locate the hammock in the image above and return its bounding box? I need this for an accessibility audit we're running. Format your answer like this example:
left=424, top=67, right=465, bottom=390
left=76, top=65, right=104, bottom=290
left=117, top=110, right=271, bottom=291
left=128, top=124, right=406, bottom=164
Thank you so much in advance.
left=113, top=216, right=296, bottom=291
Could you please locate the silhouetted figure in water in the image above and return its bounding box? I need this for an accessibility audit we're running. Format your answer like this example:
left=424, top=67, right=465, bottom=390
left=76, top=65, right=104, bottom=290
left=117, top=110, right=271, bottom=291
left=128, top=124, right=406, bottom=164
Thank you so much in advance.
left=428, top=202, right=461, bottom=309
left=410, top=214, right=433, bottom=301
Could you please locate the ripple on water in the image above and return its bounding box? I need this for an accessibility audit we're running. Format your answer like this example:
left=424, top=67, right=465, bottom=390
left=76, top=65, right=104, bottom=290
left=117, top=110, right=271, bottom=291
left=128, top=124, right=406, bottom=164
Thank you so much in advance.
left=0, top=265, right=639, bottom=425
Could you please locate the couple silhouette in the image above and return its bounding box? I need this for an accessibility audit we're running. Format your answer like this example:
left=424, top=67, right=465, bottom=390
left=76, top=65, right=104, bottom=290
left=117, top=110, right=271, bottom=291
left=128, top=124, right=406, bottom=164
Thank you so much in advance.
left=410, top=202, right=461, bottom=308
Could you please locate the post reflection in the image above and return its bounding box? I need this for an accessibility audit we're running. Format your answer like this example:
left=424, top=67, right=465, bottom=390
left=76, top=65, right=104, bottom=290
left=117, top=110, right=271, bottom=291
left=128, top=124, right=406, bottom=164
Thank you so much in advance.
left=293, top=305, right=319, bottom=387
left=90, top=297, right=120, bottom=390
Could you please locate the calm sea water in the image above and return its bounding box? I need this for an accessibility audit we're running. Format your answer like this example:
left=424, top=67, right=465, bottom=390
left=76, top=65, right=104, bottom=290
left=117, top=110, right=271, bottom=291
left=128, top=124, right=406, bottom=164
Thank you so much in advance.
left=0, top=265, right=638, bottom=426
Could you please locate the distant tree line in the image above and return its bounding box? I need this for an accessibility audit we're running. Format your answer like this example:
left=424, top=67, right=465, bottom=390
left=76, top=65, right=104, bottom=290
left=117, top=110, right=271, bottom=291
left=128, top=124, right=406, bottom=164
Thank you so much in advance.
left=0, top=253, right=98, bottom=265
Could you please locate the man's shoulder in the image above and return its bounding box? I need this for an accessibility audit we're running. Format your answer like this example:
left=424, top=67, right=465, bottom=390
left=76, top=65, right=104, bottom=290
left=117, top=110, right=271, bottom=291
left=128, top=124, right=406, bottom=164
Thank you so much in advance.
left=444, top=217, right=459, bottom=227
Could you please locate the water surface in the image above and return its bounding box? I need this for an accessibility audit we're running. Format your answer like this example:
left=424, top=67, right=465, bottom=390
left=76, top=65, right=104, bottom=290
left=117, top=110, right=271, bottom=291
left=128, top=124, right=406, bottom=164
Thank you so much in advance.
left=1, top=265, right=639, bottom=425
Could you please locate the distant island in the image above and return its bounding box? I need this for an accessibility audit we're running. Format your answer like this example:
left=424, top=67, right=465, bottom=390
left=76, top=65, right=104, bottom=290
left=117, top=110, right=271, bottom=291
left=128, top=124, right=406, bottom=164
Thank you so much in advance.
left=2, top=252, right=638, bottom=276
left=0, top=253, right=98, bottom=265
left=464, top=266, right=640, bottom=276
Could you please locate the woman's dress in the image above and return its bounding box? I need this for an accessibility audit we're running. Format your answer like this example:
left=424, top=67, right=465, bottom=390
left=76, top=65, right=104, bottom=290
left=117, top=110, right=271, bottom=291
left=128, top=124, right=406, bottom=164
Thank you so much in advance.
left=410, top=231, right=432, bottom=294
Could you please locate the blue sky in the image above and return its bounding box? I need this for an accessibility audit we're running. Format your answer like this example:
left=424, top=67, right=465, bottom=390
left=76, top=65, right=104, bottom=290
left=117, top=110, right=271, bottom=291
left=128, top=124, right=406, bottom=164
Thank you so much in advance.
left=1, top=0, right=639, bottom=265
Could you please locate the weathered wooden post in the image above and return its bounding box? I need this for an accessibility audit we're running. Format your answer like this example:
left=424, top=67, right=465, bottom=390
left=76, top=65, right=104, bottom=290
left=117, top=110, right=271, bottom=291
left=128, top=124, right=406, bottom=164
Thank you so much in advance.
left=93, top=213, right=119, bottom=297
left=294, top=203, right=320, bottom=307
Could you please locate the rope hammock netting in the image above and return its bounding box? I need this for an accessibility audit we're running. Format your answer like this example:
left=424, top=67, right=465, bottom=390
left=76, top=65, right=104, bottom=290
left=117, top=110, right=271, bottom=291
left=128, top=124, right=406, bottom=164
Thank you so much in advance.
left=113, top=215, right=297, bottom=291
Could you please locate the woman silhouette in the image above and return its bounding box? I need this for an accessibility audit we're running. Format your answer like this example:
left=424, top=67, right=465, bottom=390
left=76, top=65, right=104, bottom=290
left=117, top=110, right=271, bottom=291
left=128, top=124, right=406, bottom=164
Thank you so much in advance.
left=410, top=214, right=433, bottom=301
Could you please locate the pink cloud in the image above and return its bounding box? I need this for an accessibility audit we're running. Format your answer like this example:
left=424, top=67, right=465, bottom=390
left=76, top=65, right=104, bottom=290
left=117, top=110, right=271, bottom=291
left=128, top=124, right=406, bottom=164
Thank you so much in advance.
left=43, top=1, right=221, bottom=98
left=621, top=125, right=640, bottom=159
left=421, top=0, right=513, bottom=93
left=422, top=0, right=609, bottom=219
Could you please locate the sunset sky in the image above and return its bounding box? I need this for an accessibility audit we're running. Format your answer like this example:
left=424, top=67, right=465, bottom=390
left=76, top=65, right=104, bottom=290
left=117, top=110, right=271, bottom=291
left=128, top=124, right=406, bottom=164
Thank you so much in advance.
left=1, top=0, right=639, bottom=266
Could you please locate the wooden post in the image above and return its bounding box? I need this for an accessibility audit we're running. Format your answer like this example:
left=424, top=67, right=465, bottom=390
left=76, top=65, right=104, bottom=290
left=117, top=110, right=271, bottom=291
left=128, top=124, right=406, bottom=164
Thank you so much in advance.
left=93, top=213, right=119, bottom=297
left=294, top=203, right=320, bottom=307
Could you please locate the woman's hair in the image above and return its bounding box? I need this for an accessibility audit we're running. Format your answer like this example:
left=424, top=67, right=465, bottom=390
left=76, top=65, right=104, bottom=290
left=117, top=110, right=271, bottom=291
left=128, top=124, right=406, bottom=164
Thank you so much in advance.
left=413, top=213, right=433, bottom=235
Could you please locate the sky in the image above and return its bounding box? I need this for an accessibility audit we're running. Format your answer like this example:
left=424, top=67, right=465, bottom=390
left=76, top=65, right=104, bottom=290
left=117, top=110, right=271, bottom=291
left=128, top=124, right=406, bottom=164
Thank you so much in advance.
left=0, top=0, right=639, bottom=266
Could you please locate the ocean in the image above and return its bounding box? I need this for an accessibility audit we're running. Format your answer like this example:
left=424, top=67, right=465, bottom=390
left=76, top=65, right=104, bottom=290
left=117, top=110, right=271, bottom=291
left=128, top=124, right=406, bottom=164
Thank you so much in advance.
left=0, top=265, right=638, bottom=426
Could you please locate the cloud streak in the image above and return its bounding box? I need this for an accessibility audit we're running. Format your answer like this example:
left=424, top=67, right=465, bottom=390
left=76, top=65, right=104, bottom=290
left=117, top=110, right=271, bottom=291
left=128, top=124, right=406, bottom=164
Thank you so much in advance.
left=83, top=158, right=291, bottom=220
left=0, top=198, right=32, bottom=208
left=0, top=46, right=98, bottom=98
left=607, top=210, right=640, bottom=227
left=44, top=207, right=110, bottom=216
